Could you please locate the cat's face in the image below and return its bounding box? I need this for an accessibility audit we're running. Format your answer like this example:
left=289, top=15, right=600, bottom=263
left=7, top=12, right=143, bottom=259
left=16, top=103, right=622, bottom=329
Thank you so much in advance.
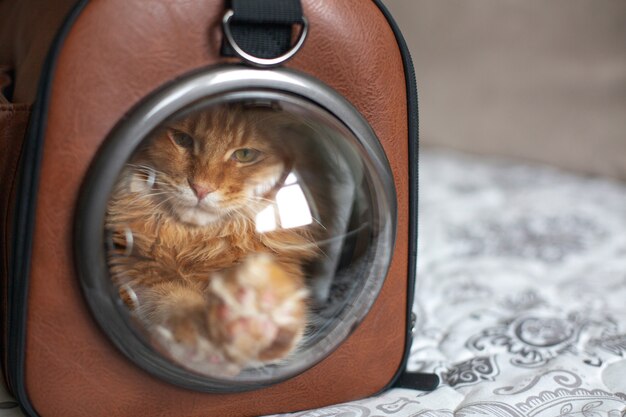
left=131, top=106, right=292, bottom=226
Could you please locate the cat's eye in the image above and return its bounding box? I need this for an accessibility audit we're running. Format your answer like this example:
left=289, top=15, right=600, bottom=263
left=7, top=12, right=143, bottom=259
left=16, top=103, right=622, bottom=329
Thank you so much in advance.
left=232, top=148, right=260, bottom=163
left=169, top=130, right=194, bottom=149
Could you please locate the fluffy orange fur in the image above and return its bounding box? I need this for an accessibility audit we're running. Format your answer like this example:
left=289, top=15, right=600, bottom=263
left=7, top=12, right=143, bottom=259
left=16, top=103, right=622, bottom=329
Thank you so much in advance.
left=106, top=104, right=332, bottom=374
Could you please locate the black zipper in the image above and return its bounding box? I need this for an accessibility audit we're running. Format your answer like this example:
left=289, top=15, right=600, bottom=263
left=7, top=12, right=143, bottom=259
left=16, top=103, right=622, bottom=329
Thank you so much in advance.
left=372, top=0, right=439, bottom=392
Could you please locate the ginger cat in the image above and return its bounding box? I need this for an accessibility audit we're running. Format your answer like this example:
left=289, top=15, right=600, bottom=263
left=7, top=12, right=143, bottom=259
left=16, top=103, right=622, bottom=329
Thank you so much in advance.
left=106, top=104, right=334, bottom=375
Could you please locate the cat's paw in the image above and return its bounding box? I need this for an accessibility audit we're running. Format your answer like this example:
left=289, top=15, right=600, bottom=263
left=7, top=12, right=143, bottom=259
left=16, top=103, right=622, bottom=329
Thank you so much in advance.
left=146, top=254, right=308, bottom=375
left=206, top=254, right=308, bottom=367
left=151, top=304, right=240, bottom=376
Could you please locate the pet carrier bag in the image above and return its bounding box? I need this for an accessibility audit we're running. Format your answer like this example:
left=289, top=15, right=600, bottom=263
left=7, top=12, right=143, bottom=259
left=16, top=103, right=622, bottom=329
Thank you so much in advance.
left=0, top=0, right=436, bottom=416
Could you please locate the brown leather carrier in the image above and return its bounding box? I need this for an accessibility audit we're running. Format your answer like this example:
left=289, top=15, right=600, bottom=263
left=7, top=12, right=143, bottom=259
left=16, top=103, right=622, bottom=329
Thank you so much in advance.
left=0, top=0, right=424, bottom=416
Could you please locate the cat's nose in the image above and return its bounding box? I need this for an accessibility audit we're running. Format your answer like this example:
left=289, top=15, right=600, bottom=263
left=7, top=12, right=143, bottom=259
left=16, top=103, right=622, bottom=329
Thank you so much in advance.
left=189, top=181, right=215, bottom=200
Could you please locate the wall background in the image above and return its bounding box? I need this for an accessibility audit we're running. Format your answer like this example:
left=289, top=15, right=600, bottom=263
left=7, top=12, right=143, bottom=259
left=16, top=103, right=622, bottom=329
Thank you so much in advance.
left=385, top=0, right=626, bottom=180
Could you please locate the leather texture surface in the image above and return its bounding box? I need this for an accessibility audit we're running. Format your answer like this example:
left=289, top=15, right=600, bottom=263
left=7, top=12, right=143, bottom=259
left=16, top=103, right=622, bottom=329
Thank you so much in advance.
left=16, top=0, right=410, bottom=416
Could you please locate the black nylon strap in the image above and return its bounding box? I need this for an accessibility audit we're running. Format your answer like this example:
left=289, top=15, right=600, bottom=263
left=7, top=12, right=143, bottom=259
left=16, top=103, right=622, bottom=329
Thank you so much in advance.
left=221, top=0, right=304, bottom=60
left=393, top=372, right=440, bottom=391
left=231, top=0, right=303, bottom=24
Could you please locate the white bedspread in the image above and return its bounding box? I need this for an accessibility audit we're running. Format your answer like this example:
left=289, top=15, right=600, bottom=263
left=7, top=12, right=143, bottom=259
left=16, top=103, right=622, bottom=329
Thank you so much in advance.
left=2, top=149, right=625, bottom=416
left=269, top=149, right=626, bottom=417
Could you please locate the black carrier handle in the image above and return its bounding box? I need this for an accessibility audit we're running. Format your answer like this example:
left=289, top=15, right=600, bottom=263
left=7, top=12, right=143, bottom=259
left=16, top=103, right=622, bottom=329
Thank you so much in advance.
left=221, top=0, right=308, bottom=67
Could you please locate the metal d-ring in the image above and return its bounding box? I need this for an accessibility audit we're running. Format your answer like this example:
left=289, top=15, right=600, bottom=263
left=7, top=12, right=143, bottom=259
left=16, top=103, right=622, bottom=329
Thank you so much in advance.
left=222, top=9, right=308, bottom=68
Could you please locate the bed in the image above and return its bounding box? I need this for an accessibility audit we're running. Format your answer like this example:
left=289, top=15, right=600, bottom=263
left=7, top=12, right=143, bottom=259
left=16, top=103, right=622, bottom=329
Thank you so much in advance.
left=2, top=149, right=625, bottom=417
left=263, top=149, right=626, bottom=417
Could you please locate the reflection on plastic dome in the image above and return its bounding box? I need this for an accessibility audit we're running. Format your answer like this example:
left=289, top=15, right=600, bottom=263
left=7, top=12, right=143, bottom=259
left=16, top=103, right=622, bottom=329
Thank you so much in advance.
left=104, top=98, right=392, bottom=381
left=255, top=173, right=313, bottom=233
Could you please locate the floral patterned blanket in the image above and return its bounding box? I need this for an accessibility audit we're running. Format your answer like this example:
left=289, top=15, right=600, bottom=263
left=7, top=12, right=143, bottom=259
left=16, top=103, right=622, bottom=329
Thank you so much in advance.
left=2, top=149, right=625, bottom=416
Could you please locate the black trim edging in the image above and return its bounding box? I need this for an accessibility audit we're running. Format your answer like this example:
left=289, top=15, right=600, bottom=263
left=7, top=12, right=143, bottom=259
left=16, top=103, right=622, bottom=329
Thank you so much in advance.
left=7, top=1, right=92, bottom=416
left=372, top=0, right=440, bottom=392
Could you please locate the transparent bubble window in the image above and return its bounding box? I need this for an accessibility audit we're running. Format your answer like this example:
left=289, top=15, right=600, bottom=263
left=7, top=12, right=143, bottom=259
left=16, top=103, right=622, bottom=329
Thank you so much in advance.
left=76, top=68, right=396, bottom=391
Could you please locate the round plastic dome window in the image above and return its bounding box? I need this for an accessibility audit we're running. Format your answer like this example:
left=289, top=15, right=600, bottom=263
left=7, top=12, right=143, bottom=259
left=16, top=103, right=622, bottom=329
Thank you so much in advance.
left=75, top=67, right=396, bottom=391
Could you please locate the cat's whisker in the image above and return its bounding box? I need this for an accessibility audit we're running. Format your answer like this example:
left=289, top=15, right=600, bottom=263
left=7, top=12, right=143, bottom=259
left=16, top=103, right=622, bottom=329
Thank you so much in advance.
left=139, top=180, right=170, bottom=187
left=309, top=217, right=327, bottom=230
left=225, top=205, right=254, bottom=221
left=127, top=168, right=155, bottom=177
left=145, top=192, right=173, bottom=198
left=143, top=198, right=174, bottom=210
left=126, top=163, right=166, bottom=175
left=240, top=196, right=275, bottom=205
left=122, top=191, right=171, bottom=207
left=124, top=193, right=175, bottom=214
left=120, top=194, right=151, bottom=207
left=129, top=174, right=170, bottom=187
left=126, top=164, right=171, bottom=184
left=151, top=196, right=176, bottom=211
